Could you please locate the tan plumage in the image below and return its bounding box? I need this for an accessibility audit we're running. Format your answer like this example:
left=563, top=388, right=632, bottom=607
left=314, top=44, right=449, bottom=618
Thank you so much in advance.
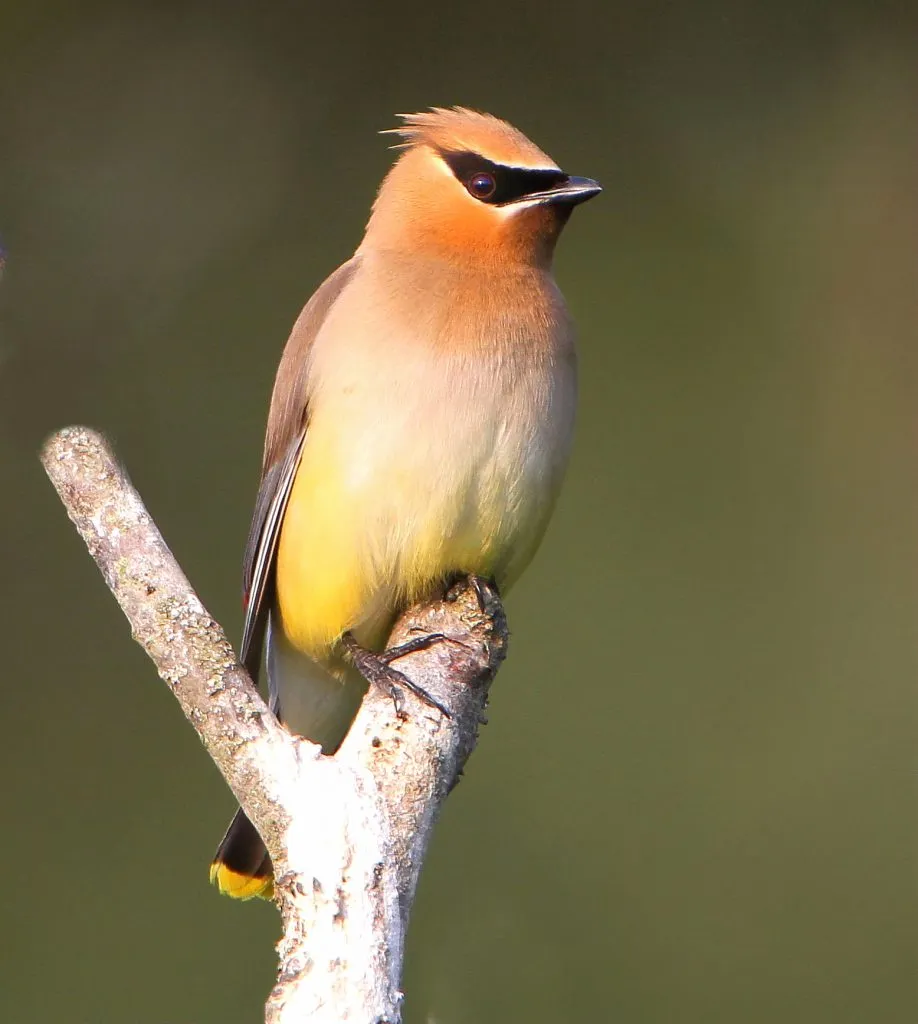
left=383, top=107, right=555, bottom=167
left=211, top=107, right=600, bottom=899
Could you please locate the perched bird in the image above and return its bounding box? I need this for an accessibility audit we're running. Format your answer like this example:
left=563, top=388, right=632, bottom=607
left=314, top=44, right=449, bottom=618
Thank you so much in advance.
left=211, top=107, right=601, bottom=899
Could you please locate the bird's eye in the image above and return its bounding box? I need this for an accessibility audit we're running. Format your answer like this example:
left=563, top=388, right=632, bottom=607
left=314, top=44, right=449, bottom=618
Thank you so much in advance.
left=467, top=172, right=497, bottom=200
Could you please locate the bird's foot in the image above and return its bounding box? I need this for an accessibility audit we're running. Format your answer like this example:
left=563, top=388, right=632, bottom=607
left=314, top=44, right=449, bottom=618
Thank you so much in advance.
left=341, top=632, right=451, bottom=718
left=446, top=573, right=499, bottom=613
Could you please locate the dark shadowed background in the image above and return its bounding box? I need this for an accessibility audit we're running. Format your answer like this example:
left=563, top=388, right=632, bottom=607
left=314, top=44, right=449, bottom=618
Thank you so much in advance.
left=1, top=2, right=915, bottom=1021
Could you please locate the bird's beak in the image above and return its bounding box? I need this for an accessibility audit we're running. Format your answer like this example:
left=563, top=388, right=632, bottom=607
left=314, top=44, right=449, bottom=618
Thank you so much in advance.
left=530, top=175, right=603, bottom=208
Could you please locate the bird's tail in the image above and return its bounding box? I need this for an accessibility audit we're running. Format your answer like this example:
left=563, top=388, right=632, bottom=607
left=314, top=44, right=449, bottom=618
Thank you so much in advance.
left=210, top=619, right=367, bottom=900
left=210, top=807, right=274, bottom=900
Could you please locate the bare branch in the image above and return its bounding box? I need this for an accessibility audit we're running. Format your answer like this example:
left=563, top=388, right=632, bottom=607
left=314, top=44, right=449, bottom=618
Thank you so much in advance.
left=41, top=426, right=507, bottom=1023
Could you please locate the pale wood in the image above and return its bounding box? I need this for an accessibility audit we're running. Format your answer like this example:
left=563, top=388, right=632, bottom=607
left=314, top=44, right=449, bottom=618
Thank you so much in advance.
left=41, top=426, right=507, bottom=1023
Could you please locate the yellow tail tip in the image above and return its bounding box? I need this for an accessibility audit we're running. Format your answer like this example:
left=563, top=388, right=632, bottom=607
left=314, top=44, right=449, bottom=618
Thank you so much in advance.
left=209, top=860, right=275, bottom=901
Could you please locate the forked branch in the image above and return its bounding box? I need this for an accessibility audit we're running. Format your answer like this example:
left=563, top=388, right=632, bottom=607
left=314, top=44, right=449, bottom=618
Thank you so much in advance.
left=41, top=426, right=507, bottom=1024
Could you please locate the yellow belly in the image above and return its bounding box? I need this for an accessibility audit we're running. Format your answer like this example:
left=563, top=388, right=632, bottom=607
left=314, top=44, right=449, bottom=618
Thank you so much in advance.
left=274, top=422, right=547, bottom=663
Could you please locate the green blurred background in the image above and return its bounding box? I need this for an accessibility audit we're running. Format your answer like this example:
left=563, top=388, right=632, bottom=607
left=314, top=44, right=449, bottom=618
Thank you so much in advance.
left=1, top=1, right=915, bottom=1021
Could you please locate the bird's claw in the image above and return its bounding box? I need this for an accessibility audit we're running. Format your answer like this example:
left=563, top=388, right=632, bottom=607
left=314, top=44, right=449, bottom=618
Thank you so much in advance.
left=342, top=632, right=451, bottom=718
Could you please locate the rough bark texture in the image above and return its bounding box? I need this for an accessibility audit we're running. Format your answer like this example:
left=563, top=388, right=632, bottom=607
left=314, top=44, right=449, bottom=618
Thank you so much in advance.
left=41, top=426, right=508, bottom=1023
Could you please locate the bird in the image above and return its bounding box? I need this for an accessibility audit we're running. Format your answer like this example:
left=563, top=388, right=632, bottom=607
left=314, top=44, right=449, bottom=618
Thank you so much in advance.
left=210, top=106, right=601, bottom=899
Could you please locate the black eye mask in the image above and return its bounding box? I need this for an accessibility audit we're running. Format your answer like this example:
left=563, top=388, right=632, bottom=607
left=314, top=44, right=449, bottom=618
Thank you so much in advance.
left=439, top=150, right=569, bottom=206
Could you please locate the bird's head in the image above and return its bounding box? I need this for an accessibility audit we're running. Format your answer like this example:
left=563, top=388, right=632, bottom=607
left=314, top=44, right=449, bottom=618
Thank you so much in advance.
left=361, top=107, right=601, bottom=269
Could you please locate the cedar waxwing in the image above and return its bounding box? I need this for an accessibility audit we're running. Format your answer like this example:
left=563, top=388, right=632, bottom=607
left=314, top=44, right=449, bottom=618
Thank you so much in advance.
left=211, top=107, right=601, bottom=899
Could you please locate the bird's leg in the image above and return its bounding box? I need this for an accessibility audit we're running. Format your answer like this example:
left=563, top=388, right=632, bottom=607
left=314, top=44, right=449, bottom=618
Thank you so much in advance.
left=341, top=632, right=451, bottom=719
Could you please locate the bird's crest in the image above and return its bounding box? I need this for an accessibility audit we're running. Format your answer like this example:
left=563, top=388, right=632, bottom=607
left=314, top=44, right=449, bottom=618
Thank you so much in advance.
left=382, top=107, right=558, bottom=171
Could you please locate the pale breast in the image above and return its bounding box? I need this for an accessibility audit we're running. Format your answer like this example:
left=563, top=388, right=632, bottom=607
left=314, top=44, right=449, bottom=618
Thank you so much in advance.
left=276, top=254, right=577, bottom=654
